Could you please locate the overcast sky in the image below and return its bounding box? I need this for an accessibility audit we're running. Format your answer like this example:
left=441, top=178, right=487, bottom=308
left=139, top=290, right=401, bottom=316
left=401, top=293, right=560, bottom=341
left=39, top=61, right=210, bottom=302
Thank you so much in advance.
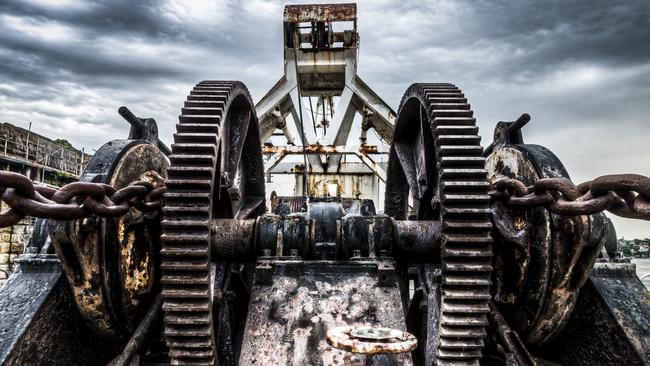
left=0, top=0, right=649, bottom=238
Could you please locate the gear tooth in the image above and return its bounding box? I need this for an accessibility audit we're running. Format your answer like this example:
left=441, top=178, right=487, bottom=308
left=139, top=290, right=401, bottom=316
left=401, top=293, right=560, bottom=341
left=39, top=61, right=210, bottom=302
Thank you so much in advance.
left=429, top=84, right=492, bottom=363
left=388, top=83, right=492, bottom=364
left=162, top=80, right=256, bottom=365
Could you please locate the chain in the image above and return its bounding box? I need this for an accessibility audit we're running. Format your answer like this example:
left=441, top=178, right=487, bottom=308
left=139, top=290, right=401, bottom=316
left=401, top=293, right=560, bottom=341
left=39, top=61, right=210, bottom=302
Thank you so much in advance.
left=490, top=174, right=650, bottom=220
left=0, top=171, right=166, bottom=227
left=1, top=171, right=647, bottom=228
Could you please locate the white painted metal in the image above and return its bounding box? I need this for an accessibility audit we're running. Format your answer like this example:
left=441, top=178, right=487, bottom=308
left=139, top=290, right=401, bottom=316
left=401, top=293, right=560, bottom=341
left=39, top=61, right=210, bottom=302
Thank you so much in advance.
left=255, top=4, right=394, bottom=200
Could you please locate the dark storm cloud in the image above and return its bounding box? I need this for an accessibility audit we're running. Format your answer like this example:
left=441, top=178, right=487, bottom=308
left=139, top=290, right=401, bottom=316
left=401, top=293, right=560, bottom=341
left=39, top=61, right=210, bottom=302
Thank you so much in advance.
left=0, top=31, right=182, bottom=83
left=0, top=0, right=279, bottom=87
left=468, top=1, right=650, bottom=64
left=0, top=0, right=648, bottom=236
left=357, top=0, right=650, bottom=90
left=0, top=0, right=180, bottom=41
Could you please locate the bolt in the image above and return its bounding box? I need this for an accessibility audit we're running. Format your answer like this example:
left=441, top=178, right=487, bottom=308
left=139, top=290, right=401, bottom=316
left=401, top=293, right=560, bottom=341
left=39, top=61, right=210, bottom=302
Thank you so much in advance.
left=352, top=249, right=361, bottom=257
left=290, top=249, right=299, bottom=257
left=262, top=249, right=272, bottom=257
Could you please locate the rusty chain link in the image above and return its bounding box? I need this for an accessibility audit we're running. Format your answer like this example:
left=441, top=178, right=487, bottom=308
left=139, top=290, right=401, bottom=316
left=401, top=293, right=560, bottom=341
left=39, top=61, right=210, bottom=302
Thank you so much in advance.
left=0, top=171, right=166, bottom=227
left=1, top=171, right=647, bottom=228
left=490, top=174, right=650, bottom=220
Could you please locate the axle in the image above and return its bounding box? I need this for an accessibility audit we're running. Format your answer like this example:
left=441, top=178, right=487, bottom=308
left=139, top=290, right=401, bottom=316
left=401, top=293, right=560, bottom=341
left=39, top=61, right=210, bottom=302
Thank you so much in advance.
left=210, top=213, right=443, bottom=262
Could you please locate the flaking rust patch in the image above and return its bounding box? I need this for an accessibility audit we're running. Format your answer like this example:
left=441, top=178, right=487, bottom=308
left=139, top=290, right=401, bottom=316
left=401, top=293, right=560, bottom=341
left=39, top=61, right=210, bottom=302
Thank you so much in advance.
left=122, top=231, right=150, bottom=296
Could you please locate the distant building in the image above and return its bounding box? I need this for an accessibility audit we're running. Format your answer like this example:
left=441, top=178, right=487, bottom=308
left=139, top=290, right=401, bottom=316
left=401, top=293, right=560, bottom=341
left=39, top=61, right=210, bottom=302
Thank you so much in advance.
left=0, top=122, right=91, bottom=184
left=618, top=238, right=650, bottom=258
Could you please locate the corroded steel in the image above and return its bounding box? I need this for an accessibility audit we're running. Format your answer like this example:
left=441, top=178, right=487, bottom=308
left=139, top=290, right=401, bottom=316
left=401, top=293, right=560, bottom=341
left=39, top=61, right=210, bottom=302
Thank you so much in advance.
left=49, top=140, right=168, bottom=339
left=160, top=80, right=265, bottom=365
left=119, top=106, right=172, bottom=156
left=537, top=262, right=650, bottom=365
left=0, top=5, right=649, bottom=363
left=486, top=301, right=538, bottom=366
left=0, top=83, right=649, bottom=365
left=109, top=294, right=163, bottom=366
left=485, top=131, right=606, bottom=344
left=326, top=326, right=417, bottom=354
left=284, top=3, right=357, bottom=23
left=0, top=170, right=165, bottom=226
left=385, top=83, right=493, bottom=365
left=490, top=174, right=650, bottom=220
left=238, top=260, right=413, bottom=365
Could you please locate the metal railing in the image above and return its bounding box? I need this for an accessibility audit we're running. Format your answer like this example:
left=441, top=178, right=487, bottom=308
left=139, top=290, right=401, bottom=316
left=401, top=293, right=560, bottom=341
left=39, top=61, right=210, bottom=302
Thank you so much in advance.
left=0, top=136, right=86, bottom=177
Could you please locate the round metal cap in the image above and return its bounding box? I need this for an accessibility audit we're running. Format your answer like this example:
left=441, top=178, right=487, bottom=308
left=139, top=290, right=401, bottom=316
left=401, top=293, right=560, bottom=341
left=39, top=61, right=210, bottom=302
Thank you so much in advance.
left=326, top=325, right=417, bottom=355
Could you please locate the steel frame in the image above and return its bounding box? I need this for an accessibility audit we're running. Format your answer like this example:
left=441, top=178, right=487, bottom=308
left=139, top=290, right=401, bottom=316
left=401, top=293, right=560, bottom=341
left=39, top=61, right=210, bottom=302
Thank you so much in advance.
left=256, top=4, right=394, bottom=186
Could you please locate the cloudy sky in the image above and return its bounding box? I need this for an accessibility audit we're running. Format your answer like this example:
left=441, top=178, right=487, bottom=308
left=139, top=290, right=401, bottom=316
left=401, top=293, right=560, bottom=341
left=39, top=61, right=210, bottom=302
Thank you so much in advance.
left=0, top=0, right=649, bottom=238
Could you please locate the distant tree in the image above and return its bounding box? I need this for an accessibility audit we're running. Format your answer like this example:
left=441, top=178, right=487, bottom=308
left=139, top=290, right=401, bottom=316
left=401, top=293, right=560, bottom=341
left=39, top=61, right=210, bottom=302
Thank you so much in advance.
left=54, top=138, right=74, bottom=149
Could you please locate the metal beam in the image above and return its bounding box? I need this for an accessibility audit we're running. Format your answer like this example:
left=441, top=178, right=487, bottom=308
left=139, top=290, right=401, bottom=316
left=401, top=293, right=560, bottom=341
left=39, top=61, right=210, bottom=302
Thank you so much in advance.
left=269, top=162, right=376, bottom=175
left=256, top=76, right=295, bottom=141
left=349, top=76, right=395, bottom=143
left=264, top=149, right=287, bottom=173
left=356, top=153, right=386, bottom=182
left=323, top=86, right=357, bottom=172
left=263, top=144, right=386, bottom=155
left=288, top=87, right=323, bottom=172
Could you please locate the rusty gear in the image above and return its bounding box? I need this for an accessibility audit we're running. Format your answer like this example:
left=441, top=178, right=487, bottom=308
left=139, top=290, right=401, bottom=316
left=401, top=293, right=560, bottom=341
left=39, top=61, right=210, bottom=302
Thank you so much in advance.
left=385, top=83, right=493, bottom=364
left=161, top=80, right=265, bottom=365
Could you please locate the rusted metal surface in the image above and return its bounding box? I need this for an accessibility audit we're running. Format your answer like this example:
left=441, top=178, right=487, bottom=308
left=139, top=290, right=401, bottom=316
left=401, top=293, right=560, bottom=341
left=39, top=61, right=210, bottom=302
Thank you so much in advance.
left=161, top=80, right=266, bottom=365
left=48, top=139, right=168, bottom=340
left=486, top=301, right=538, bottom=365
left=239, top=260, right=412, bottom=365
left=2, top=22, right=650, bottom=365
left=487, top=116, right=650, bottom=220
left=108, top=294, right=163, bottom=366
left=486, top=118, right=629, bottom=345
left=326, top=326, right=417, bottom=354
left=392, top=220, right=443, bottom=262
left=0, top=255, right=118, bottom=365
left=486, top=145, right=557, bottom=343
left=119, top=106, right=171, bottom=156
left=490, top=174, right=650, bottom=220
left=273, top=195, right=377, bottom=216
left=115, top=170, right=165, bottom=331
left=385, top=83, right=493, bottom=364
left=284, top=3, right=357, bottom=23
left=206, top=210, right=443, bottom=263
left=262, top=144, right=383, bottom=155
left=260, top=2, right=393, bottom=189
left=537, top=262, right=650, bottom=365
left=210, top=218, right=257, bottom=259
left=0, top=168, right=166, bottom=227
left=275, top=195, right=305, bottom=213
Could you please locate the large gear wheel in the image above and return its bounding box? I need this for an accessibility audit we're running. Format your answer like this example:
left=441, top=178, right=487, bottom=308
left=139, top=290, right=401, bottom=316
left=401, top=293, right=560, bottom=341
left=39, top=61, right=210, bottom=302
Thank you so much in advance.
left=161, top=80, right=265, bottom=365
left=385, top=83, right=492, bottom=365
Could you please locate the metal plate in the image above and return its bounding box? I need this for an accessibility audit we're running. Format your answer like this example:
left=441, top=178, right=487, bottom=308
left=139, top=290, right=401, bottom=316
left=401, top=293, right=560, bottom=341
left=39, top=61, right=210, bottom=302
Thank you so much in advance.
left=239, top=260, right=413, bottom=365
left=327, top=326, right=417, bottom=354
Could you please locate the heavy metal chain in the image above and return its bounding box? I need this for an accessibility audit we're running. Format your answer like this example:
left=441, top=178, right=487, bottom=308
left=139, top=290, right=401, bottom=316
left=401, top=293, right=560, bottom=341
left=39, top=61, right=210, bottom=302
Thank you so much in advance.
left=490, top=174, right=650, bottom=220
left=1, top=171, right=647, bottom=228
left=0, top=171, right=166, bottom=227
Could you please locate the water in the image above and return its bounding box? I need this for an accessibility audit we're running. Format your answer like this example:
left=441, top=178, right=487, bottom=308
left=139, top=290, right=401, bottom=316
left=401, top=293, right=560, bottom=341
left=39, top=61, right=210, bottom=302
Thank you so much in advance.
left=632, top=258, right=650, bottom=289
